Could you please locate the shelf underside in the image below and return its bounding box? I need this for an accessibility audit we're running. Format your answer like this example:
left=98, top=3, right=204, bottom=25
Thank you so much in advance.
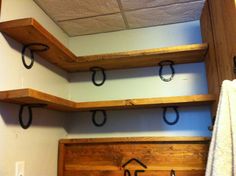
left=0, top=89, right=216, bottom=112
left=0, top=18, right=208, bottom=72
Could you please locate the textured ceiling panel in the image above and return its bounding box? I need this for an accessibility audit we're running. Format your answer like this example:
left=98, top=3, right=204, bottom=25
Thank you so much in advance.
left=34, top=0, right=205, bottom=36
left=34, top=0, right=120, bottom=21
left=58, top=14, right=126, bottom=36
left=125, top=1, right=205, bottom=28
left=121, top=0, right=199, bottom=10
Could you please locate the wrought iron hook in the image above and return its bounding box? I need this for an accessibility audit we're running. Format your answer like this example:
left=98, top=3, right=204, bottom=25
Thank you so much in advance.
left=163, top=106, right=180, bottom=125
left=91, top=110, right=107, bottom=127
left=21, top=43, right=49, bottom=69
left=90, top=67, right=106, bottom=86
left=158, top=60, right=175, bottom=82
left=18, top=104, right=47, bottom=129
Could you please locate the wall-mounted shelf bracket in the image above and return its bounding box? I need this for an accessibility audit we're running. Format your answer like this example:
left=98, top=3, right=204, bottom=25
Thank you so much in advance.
left=21, top=43, right=49, bottom=69
left=162, top=106, right=179, bottom=125
left=158, top=60, right=175, bottom=82
left=19, top=103, right=47, bottom=129
left=91, top=110, right=107, bottom=127
left=90, top=67, right=106, bottom=86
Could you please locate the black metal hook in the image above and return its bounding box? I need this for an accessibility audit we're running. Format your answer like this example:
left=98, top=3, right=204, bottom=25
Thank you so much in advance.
left=208, top=116, right=216, bottom=131
left=18, top=104, right=47, bottom=129
left=170, top=169, right=176, bottom=176
left=233, top=56, right=236, bottom=74
left=21, top=43, right=49, bottom=69
left=90, top=67, right=106, bottom=86
left=159, top=60, right=175, bottom=82
left=163, top=106, right=180, bottom=125
left=91, top=110, right=107, bottom=127
left=19, top=105, right=32, bottom=129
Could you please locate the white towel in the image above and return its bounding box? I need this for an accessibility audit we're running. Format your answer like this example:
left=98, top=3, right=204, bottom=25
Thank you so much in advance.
left=206, top=80, right=236, bottom=176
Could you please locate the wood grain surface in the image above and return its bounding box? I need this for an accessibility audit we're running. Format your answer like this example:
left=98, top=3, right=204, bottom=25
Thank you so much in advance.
left=0, top=18, right=208, bottom=72
left=58, top=137, right=210, bottom=176
left=0, top=89, right=216, bottom=111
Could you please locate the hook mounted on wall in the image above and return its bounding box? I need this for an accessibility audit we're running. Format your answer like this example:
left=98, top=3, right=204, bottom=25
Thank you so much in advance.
left=158, top=60, right=175, bottom=82
left=21, top=43, right=49, bottom=69
left=162, top=106, right=180, bottom=125
left=19, top=103, right=47, bottom=129
left=90, top=67, right=106, bottom=86
left=91, top=110, right=107, bottom=127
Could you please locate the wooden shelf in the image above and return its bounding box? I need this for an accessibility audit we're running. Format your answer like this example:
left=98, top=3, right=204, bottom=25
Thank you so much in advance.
left=0, top=89, right=77, bottom=111
left=59, top=136, right=210, bottom=144
left=0, top=18, right=208, bottom=72
left=0, top=89, right=216, bottom=111
left=74, top=43, right=208, bottom=71
left=0, top=18, right=78, bottom=71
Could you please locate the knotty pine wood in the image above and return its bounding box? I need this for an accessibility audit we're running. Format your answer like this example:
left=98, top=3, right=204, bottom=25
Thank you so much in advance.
left=200, top=1, right=220, bottom=116
left=58, top=137, right=210, bottom=176
left=0, top=89, right=216, bottom=111
left=0, top=18, right=208, bottom=72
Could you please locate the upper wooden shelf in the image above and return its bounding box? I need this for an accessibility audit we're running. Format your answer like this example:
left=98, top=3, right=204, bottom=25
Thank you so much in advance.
left=0, top=88, right=216, bottom=111
left=0, top=18, right=77, bottom=71
left=0, top=18, right=208, bottom=72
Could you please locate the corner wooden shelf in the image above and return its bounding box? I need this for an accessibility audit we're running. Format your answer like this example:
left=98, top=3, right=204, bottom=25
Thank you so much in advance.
left=0, top=88, right=216, bottom=111
left=0, top=89, right=76, bottom=111
left=0, top=18, right=208, bottom=72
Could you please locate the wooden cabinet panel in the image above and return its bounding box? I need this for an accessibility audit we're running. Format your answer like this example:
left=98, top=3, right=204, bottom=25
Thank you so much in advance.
left=58, top=137, right=209, bottom=176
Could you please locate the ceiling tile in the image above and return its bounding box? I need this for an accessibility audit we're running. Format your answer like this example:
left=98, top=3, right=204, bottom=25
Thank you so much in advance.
left=121, top=0, right=200, bottom=10
left=125, top=1, right=204, bottom=28
left=58, top=14, right=126, bottom=36
left=34, top=0, right=120, bottom=21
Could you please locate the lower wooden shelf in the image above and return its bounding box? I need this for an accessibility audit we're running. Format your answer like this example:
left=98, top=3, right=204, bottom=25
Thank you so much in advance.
left=0, top=88, right=216, bottom=111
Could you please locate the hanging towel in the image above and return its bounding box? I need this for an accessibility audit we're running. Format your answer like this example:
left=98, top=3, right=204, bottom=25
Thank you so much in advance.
left=206, top=80, right=236, bottom=176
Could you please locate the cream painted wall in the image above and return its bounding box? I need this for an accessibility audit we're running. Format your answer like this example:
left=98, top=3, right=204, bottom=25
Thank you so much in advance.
left=67, top=21, right=212, bottom=138
left=69, top=21, right=202, bottom=55
left=0, top=0, right=70, bottom=176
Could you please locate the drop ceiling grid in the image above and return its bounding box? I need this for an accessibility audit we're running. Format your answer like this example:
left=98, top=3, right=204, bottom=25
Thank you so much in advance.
left=33, top=0, right=205, bottom=36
